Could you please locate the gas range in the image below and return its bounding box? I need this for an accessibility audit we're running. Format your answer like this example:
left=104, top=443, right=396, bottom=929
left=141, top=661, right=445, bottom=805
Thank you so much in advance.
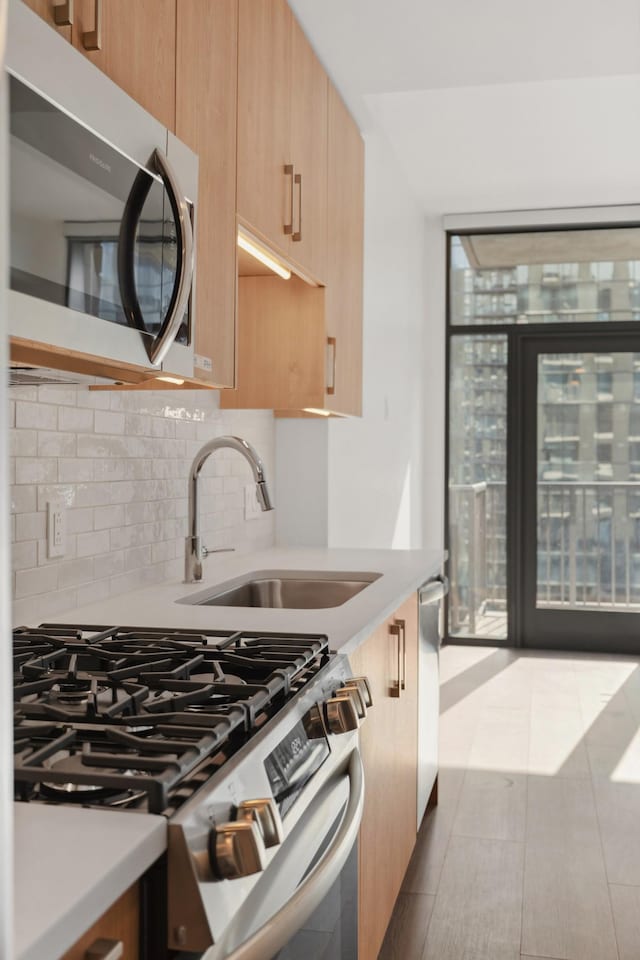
left=12, top=622, right=370, bottom=959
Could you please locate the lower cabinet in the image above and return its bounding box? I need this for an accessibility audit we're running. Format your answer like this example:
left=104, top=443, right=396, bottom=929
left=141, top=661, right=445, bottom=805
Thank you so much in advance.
left=349, top=593, right=418, bottom=960
left=58, top=882, right=139, bottom=960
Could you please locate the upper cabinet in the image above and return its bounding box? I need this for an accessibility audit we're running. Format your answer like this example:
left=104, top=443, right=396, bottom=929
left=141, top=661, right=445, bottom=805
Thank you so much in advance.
left=176, top=0, right=238, bottom=389
left=222, top=73, right=364, bottom=417
left=72, top=0, right=177, bottom=131
left=237, top=0, right=328, bottom=285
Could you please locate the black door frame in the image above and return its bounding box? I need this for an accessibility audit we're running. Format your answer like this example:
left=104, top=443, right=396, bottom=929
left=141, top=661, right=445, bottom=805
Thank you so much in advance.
left=515, top=330, right=640, bottom=654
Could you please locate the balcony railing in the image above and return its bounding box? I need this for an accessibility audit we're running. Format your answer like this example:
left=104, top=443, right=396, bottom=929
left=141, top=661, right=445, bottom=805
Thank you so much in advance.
left=449, top=480, right=640, bottom=638
left=537, top=481, right=640, bottom=609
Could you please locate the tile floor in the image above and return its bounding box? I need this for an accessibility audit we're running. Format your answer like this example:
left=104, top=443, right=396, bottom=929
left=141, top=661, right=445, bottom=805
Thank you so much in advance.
left=378, top=644, right=640, bottom=960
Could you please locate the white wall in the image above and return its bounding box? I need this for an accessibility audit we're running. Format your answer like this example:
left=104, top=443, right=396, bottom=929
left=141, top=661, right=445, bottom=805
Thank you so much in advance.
left=275, top=418, right=328, bottom=547
left=276, top=128, right=429, bottom=550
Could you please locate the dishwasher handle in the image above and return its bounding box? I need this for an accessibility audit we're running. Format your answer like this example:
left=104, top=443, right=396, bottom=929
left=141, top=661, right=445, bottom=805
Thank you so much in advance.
left=419, top=575, right=449, bottom=607
left=221, top=749, right=364, bottom=960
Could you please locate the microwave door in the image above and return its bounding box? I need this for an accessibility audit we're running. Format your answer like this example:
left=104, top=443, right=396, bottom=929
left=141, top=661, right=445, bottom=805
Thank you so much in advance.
left=118, top=148, right=194, bottom=367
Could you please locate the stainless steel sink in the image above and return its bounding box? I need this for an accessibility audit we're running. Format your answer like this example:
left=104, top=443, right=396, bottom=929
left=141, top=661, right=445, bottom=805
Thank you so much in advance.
left=177, top=570, right=381, bottom=609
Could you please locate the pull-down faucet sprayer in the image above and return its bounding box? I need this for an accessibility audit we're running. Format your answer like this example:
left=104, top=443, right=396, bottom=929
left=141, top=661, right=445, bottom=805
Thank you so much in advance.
left=184, top=436, right=273, bottom=583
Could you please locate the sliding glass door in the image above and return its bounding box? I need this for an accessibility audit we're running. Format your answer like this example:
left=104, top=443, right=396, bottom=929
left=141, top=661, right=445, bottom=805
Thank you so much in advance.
left=519, top=335, right=640, bottom=652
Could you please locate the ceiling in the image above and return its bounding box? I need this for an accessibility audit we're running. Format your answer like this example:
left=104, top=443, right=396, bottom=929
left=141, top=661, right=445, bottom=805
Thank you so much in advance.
left=289, top=0, right=640, bottom=216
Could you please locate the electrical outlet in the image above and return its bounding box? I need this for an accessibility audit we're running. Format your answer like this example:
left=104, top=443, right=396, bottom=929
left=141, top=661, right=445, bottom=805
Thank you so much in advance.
left=244, top=484, right=260, bottom=520
left=47, top=502, right=65, bottom=558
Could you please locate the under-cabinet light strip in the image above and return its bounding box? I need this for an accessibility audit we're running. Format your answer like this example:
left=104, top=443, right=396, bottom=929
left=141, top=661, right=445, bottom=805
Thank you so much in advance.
left=237, top=231, right=291, bottom=280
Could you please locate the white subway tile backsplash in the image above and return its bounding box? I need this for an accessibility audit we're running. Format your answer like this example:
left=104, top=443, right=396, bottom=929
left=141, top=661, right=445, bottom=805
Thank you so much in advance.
left=11, top=541, right=37, bottom=572
left=95, top=410, right=126, bottom=435
left=10, top=485, right=37, bottom=514
left=15, top=458, right=57, bottom=485
left=9, top=385, right=275, bottom=623
left=76, top=529, right=110, bottom=558
left=15, top=401, right=58, bottom=431
left=67, top=508, right=95, bottom=534
left=58, top=458, right=94, bottom=483
left=77, top=434, right=129, bottom=459
left=15, top=563, right=59, bottom=599
left=94, top=504, right=125, bottom=531
left=58, top=407, right=94, bottom=433
left=10, top=429, right=37, bottom=457
left=38, top=385, right=78, bottom=407
left=38, top=432, right=77, bottom=458
left=58, top=557, right=95, bottom=589
left=15, top=512, right=46, bottom=542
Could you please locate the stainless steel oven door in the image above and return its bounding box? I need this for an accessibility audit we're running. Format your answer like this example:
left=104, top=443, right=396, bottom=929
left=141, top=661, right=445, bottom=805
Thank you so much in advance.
left=202, top=748, right=363, bottom=960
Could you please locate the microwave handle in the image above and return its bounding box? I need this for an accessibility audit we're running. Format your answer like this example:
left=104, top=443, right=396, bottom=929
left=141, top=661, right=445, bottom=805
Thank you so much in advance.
left=118, top=148, right=194, bottom=368
left=220, top=748, right=364, bottom=960
left=147, top=147, right=194, bottom=366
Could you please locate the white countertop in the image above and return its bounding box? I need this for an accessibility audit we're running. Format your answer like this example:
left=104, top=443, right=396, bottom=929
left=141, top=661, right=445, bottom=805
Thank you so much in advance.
left=14, top=804, right=166, bottom=960
left=49, top=546, right=445, bottom=654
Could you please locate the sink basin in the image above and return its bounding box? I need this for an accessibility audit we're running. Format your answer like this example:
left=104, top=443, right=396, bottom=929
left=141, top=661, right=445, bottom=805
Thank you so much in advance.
left=177, top=570, right=381, bottom=609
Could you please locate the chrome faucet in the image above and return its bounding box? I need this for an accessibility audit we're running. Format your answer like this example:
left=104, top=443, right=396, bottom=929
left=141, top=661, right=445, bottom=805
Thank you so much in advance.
left=184, top=436, right=274, bottom=583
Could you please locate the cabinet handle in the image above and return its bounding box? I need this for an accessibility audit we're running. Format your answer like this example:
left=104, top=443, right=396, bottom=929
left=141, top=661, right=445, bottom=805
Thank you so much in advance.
left=284, top=164, right=295, bottom=235
left=53, top=0, right=73, bottom=26
left=82, top=0, right=102, bottom=51
left=326, top=336, right=336, bottom=396
left=396, top=618, right=407, bottom=690
left=292, top=172, right=302, bottom=242
left=85, top=939, right=123, bottom=960
left=389, top=623, right=401, bottom=698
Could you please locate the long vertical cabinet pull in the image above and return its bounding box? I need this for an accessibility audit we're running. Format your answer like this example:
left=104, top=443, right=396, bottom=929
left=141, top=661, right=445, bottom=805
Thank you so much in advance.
left=292, top=172, right=302, bottom=241
left=82, top=0, right=102, bottom=50
left=284, top=164, right=295, bottom=235
left=53, top=0, right=74, bottom=26
left=395, top=618, right=407, bottom=691
left=326, top=336, right=336, bottom=396
left=389, top=623, right=401, bottom=698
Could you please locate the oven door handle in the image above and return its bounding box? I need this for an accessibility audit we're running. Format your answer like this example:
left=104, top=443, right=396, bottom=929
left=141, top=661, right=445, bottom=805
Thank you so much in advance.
left=118, top=147, right=194, bottom=368
left=222, top=748, right=364, bottom=960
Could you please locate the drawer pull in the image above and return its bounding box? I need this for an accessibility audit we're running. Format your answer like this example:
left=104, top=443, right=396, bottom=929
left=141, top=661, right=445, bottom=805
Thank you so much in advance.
left=326, top=336, right=336, bottom=396
left=292, top=172, right=302, bottom=242
left=396, top=618, right=407, bottom=690
left=85, top=939, right=123, bottom=960
left=284, top=164, right=295, bottom=235
left=53, top=0, right=73, bottom=26
left=389, top=623, right=401, bottom=698
left=82, top=0, right=102, bottom=51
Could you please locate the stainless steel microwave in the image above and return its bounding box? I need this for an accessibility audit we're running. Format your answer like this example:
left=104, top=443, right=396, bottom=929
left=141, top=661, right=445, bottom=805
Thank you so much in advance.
left=6, top=0, right=198, bottom=377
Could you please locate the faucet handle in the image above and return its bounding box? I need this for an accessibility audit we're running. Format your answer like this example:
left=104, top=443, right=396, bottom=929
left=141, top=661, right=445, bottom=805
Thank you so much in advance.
left=202, top=546, right=235, bottom=558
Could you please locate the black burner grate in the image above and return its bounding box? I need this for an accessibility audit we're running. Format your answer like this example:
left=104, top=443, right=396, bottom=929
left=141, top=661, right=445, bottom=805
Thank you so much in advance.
left=13, top=623, right=330, bottom=814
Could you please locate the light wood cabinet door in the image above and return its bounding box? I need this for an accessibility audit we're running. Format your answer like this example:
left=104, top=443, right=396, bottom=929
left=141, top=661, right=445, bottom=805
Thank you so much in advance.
left=288, top=18, right=327, bottom=284
left=21, top=0, right=72, bottom=40
left=325, top=83, right=364, bottom=417
left=349, top=593, right=418, bottom=960
left=72, top=0, right=176, bottom=130
left=176, top=0, right=238, bottom=388
left=237, top=0, right=292, bottom=256
left=59, top=882, right=139, bottom=960
left=221, top=275, right=326, bottom=410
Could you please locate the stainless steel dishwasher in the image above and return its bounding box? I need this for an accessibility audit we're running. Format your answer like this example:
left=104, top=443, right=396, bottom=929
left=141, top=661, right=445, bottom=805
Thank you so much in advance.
left=417, top=575, right=448, bottom=827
